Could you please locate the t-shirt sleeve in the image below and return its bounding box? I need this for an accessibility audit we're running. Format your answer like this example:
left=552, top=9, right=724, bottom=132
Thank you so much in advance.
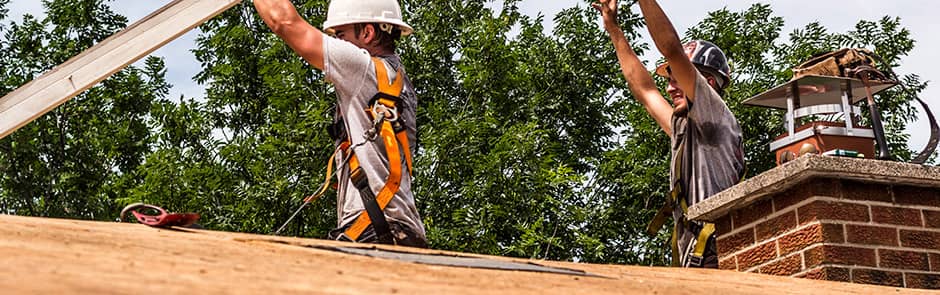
left=688, top=72, right=734, bottom=125
left=323, top=36, right=372, bottom=98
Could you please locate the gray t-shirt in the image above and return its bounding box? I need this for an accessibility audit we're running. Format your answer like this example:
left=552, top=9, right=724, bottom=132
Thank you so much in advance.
left=322, top=36, right=425, bottom=239
left=670, top=71, right=745, bottom=264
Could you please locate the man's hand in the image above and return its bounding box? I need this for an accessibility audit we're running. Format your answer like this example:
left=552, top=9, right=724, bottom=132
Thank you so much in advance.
left=254, top=0, right=325, bottom=70
left=593, top=0, right=675, bottom=135
left=592, top=0, right=618, bottom=27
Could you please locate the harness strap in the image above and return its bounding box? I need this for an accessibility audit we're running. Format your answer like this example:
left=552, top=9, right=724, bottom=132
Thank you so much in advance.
left=374, top=57, right=404, bottom=96
left=304, top=149, right=339, bottom=203
left=397, top=126, right=414, bottom=175
left=671, top=216, right=681, bottom=266
left=648, top=188, right=686, bottom=266
left=350, top=167, right=394, bottom=243
left=370, top=58, right=413, bottom=173
left=344, top=119, right=403, bottom=241
left=689, top=223, right=716, bottom=265
left=646, top=198, right=673, bottom=236
left=646, top=130, right=730, bottom=267
left=342, top=57, right=409, bottom=242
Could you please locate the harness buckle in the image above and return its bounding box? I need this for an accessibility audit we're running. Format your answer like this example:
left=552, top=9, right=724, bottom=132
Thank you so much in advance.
left=364, top=101, right=399, bottom=141
left=685, top=254, right=705, bottom=267
left=371, top=102, right=399, bottom=123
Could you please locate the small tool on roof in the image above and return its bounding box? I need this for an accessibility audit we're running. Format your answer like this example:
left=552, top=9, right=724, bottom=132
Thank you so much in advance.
left=119, top=203, right=201, bottom=228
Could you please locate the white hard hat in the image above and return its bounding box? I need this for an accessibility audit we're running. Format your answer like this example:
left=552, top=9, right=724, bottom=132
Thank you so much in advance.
left=323, top=0, right=414, bottom=36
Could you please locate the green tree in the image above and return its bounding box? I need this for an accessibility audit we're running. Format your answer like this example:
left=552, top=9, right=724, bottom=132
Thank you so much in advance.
left=400, top=0, right=644, bottom=260
left=0, top=0, right=170, bottom=219
left=0, top=0, right=10, bottom=94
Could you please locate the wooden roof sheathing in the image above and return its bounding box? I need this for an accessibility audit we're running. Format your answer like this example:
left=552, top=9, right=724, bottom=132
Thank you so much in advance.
left=0, top=214, right=928, bottom=294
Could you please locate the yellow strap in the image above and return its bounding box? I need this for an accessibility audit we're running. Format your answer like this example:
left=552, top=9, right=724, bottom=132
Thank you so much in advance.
left=670, top=221, right=681, bottom=266
left=340, top=140, right=361, bottom=176
left=303, top=149, right=338, bottom=203
left=396, top=131, right=413, bottom=175
left=647, top=186, right=682, bottom=236
left=344, top=120, right=403, bottom=240
left=692, top=223, right=716, bottom=258
left=678, top=194, right=689, bottom=214
left=646, top=205, right=671, bottom=236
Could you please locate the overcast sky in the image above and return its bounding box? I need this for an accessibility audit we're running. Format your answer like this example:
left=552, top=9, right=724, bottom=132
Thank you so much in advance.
left=5, top=0, right=939, bottom=150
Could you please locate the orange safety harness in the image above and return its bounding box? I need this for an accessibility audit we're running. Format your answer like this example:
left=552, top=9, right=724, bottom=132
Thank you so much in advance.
left=341, top=57, right=414, bottom=242
left=273, top=57, right=414, bottom=241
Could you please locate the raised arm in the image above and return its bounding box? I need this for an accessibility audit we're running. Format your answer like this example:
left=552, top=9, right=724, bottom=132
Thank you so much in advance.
left=254, top=0, right=326, bottom=70
left=594, top=0, right=673, bottom=135
left=637, top=0, right=697, bottom=101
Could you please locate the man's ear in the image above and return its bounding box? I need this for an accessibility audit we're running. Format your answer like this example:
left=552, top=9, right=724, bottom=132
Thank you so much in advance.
left=360, top=24, right=376, bottom=44
left=706, top=75, right=718, bottom=89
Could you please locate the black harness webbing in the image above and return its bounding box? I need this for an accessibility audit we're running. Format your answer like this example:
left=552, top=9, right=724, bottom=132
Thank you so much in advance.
left=350, top=167, right=394, bottom=244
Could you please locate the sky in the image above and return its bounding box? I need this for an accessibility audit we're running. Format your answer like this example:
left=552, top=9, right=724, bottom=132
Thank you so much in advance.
left=4, top=0, right=939, bottom=151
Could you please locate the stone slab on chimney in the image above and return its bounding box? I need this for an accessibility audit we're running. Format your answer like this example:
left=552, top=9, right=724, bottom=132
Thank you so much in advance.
left=688, top=155, right=940, bottom=290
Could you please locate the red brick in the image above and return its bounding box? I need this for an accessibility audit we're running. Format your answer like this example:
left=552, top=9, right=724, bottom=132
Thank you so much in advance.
left=774, top=179, right=842, bottom=211
left=715, top=215, right=733, bottom=234
left=717, top=228, right=754, bottom=256
left=779, top=223, right=844, bottom=256
left=774, top=187, right=811, bottom=213
left=845, top=225, right=898, bottom=247
left=732, top=198, right=773, bottom=229
left=841, top=180, right=893, bottom=203
left=804, top=245, right=876, bottom=268
left=900, top=230, right=940, bottom=249
left=759, top=254, right=803, bottom=276
left=872, top=206, right=923, bottom=227
left=925, top=210, right=940, bottom=229
left=737, top=241, right=778, bottom=270
left=895, top=186, right=940, bottom=207
left=719, top=257, right=737, bottom=271
left=851, top=268, right=904, bottom=287
left=906, top=273, right=940, bottom=290
left=797, top=266, right=850, bottom=282
left=798, top=200, right=870, bottom=224
left=932, top=253, right=940, bottom=272
left=810, top=178, right=844, bottom=198
left=756, top=211, right=798, bottom=241
left=879, top=249, right=929, bottom=271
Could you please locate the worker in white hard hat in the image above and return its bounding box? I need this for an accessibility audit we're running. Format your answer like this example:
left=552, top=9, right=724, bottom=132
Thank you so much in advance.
left=254, top=0, right=427, bottom=247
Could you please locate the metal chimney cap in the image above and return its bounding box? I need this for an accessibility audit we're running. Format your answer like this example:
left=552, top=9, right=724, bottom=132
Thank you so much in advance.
left=742, top=75, right=896, bottom=109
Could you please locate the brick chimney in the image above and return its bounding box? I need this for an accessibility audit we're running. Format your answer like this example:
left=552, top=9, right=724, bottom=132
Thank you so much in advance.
left=688, top=155, right=940, bottom=289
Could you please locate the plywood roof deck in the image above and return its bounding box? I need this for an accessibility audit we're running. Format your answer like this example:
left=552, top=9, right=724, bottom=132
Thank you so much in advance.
left=0, top=214, right=928, bottom=294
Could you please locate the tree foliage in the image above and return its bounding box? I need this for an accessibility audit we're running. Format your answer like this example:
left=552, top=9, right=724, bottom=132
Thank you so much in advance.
left=0, top=0, right=168, bottom=219
left=0, top=0, right=928, bottom=266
